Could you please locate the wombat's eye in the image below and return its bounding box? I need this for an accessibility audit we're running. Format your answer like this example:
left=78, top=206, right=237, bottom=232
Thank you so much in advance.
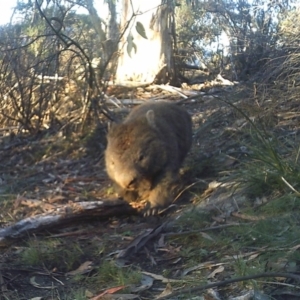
left=138, top=154, right=144, bottom=161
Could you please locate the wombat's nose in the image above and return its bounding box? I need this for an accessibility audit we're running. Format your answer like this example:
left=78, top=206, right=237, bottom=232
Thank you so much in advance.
left=126, top=178, right=136, bottom=189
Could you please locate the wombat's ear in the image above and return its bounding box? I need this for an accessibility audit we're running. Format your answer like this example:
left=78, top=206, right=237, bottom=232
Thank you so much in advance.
left=146, top=110, right=156, bottom=128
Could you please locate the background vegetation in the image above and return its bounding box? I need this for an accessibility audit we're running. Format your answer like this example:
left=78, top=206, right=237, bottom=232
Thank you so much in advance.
left=2, top=0, right=300, bottom=299
left=0, top=0, right=298, bottom=133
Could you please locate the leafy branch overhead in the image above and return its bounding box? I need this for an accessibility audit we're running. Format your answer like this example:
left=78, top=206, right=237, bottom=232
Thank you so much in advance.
left=126, top=21, right=147, bottom=58
left=126, top=33, right=137, bottom=57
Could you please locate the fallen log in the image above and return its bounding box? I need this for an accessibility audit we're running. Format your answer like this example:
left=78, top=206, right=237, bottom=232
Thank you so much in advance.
left=0, top=199, right=136, bottom=246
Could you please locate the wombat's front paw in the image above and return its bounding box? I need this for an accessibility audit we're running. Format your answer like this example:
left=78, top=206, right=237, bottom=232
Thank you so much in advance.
left=142, top=202, right=174, bottom=217
left=143, top=206, right=160, bottom=217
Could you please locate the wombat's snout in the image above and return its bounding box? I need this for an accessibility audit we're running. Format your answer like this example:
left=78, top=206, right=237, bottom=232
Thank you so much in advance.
left=125, top=177, right=136, bottom=190
left=118, top=173, right=137, bottom=190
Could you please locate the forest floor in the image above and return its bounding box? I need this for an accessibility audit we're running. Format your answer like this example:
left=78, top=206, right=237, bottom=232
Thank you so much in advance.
left=1, top=82, right=300, bottom=299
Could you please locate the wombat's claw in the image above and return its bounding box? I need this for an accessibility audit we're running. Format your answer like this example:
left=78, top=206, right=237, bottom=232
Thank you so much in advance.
left=143, top=207, right=160, bottom=217
left=142, top=201, right=161, bottom=216
left=142, top=203, right=177, bottom=216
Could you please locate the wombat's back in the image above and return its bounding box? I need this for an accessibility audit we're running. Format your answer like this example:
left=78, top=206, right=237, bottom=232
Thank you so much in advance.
left=124, top=101, right=192, bottom=164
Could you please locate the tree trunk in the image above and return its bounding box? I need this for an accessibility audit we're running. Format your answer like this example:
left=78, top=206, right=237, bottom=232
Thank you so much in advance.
left=116, top=0, right=176, bottom=85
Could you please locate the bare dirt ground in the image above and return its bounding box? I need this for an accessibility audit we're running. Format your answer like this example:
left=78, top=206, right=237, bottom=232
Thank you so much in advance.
left=1, top=84, right=300, bottom=299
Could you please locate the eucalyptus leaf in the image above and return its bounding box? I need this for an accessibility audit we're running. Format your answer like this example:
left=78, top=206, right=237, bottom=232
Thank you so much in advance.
left=136, top=21, right=148, bottom=39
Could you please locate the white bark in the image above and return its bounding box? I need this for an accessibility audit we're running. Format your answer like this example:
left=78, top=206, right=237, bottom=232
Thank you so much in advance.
left=116, top=0, right=175, bottom=84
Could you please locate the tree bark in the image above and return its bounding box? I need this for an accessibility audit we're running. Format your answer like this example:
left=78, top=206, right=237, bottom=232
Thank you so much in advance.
left=116, top=0, right=176, bottom=84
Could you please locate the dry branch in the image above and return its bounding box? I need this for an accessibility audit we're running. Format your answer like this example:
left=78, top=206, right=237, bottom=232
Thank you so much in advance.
left=117, top=222, right=167, bottom=259
left=0, top=199, right=136, bottom=246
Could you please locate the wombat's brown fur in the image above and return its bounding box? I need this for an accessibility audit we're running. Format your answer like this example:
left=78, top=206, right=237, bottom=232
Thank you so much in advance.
left=105, top=101, right=192, bottom=215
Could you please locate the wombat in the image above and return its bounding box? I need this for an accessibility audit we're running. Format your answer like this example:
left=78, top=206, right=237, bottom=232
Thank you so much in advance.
left=105, top=101, right=192, bottom=216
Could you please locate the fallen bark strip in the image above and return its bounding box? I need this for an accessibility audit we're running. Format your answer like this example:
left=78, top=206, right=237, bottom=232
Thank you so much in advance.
left=0, top=199, right=135, bottom=246
left=159, top=272, right=300, bottom=299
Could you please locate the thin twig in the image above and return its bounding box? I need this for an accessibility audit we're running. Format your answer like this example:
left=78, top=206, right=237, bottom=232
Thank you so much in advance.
left=165, top=223, right=242, bottom=238
left=231, top=211, right=266, bottom=221
left=173, top=180, right=207, bottom=203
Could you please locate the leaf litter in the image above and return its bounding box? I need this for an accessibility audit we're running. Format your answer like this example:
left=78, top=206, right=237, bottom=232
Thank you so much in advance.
left=1, top=85, right=300, bottom=299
